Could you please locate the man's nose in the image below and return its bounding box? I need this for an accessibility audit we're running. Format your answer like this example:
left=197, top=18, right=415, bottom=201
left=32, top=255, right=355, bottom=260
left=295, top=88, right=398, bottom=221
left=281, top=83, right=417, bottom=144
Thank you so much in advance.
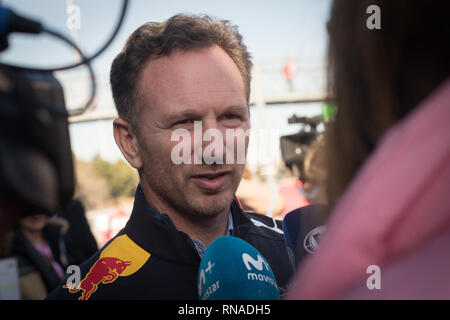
left=194, top=119, right=226, bottom=164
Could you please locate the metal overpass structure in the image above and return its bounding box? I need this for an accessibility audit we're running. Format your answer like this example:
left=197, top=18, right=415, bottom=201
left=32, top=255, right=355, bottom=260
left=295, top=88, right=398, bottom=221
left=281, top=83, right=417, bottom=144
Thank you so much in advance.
left=67, top=57, right=328, bottom=124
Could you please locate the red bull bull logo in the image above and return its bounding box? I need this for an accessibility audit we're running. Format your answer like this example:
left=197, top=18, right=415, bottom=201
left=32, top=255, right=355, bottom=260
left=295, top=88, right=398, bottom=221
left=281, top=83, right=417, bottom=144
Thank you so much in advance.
left=64, top=257, right=132, bottom=300
left=63, top=234, right=150, bottom=300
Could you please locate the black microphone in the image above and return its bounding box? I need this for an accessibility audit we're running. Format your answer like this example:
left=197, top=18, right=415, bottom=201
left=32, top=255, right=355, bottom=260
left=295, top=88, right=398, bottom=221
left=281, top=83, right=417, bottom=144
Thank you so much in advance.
left=0, top=7, right=42, bottom=35
left=282, top=203, right=328, bottom=267
left=0, top=7, right=42, bottom=51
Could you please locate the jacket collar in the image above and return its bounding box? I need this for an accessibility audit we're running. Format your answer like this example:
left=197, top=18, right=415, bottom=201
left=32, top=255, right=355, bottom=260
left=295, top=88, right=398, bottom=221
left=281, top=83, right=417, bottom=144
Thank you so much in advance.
left=122, top=185, right=251, bottom=266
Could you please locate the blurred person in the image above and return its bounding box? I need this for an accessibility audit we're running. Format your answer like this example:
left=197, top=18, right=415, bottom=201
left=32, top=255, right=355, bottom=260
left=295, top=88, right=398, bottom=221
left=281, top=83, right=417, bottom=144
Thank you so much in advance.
left=235, top=165, right=285, bottom=216
left=276, top=135, right=326, bottom=218
left=288, top=0, right=450, bottom=299
left=47, top=14, right=294, bottom=300
left=58, top=199, right=98, bottom=266
left=300, top=134, right=327, bottom=204
left=277, top=178, right=309, bottom=218
left=12, top=215, right=68, bottom=299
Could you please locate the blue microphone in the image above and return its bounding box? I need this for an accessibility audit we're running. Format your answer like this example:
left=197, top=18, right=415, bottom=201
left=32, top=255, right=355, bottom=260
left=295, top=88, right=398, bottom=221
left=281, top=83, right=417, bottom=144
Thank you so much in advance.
left=197, top=236, right=280, bottom=300
left=282, top=203, right=328, bottom=266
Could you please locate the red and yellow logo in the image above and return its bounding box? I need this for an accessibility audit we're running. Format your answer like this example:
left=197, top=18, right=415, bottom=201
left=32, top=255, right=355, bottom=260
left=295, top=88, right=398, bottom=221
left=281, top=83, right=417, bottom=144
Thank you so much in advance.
left=63, top=234, right=150, bottom=300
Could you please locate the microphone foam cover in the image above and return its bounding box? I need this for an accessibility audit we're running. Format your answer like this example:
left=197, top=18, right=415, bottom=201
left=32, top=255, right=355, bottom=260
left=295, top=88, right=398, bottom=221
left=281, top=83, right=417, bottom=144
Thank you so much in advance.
left=198, top=236, right=280, bottom=300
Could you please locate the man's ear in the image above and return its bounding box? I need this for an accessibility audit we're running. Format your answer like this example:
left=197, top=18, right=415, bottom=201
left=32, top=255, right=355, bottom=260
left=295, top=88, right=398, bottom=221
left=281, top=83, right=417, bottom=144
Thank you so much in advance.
left=113, top=118, right=143, bottom=170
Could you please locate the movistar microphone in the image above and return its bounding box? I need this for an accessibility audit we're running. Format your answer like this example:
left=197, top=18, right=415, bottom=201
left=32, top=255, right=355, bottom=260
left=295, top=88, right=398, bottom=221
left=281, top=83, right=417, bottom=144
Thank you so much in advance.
left=197, top=236, right=280, bottom=300
left=282, top=203, right=328, bottom=267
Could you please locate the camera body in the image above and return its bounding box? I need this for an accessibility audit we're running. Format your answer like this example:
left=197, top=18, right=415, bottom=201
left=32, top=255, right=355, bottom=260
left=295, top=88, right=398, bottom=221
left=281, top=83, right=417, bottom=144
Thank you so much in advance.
left=0, top=64, right=74, bottom=215
left=280, top=115, right=323, bottom=178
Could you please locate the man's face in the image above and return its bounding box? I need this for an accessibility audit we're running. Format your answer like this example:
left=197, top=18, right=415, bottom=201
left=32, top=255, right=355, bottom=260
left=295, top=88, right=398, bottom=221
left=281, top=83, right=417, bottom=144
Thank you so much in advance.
left=135, top=45, right=249, bottom=219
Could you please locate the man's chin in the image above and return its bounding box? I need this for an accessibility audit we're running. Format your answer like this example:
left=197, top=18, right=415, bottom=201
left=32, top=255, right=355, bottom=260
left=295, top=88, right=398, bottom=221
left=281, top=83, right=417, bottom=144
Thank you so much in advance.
left=184, top=191, right=234, bottom=218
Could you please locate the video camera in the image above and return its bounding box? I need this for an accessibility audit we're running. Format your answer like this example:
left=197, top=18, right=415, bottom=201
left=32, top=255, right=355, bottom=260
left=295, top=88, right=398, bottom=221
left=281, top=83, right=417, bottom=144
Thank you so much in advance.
left=280, top=114, right=323, bottom=179
left=0, top=2, right=128, bottom=216
left=0, top=63, right=74, bottom=216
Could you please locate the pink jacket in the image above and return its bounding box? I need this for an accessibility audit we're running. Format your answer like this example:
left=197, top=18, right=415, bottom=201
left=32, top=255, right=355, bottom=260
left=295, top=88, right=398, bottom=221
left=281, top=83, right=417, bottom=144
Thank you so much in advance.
left=287, top=78, right=450, bottom=299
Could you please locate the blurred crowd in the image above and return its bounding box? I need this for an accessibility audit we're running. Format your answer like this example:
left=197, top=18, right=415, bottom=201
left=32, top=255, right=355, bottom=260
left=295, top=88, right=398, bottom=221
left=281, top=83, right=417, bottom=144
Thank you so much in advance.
left=0, top=200, right=98, bottom=299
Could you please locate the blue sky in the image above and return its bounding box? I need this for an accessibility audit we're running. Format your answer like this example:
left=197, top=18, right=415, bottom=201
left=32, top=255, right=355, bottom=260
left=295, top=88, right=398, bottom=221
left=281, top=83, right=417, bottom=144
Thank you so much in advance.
left=1, top=0, right=332, bottom=165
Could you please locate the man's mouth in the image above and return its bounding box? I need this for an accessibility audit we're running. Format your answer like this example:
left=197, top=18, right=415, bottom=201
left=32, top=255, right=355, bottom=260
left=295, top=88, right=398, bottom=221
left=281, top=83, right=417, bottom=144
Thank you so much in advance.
left=191, top=170, right=232, bottom=192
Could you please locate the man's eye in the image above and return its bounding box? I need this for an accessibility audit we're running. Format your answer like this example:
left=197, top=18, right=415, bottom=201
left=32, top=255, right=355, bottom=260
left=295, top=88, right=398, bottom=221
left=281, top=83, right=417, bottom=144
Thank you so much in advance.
left=174, top=119, right=194, bottom=126
left=223, top=114, right=240, bottom=120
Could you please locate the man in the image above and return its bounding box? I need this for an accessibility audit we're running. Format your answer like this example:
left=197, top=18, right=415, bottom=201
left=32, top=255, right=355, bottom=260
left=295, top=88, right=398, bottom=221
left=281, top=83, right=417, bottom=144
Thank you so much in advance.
left=47, top=14, right=294, bottom=300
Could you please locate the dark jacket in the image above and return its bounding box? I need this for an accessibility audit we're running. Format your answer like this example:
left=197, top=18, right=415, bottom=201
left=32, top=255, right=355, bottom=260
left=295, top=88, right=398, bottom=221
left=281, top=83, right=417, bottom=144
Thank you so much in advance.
left=12, top=224, right=66, bottom=298
left=47, top=186, right=295, bottom=300
left=59, top=199, right=98, bottom=266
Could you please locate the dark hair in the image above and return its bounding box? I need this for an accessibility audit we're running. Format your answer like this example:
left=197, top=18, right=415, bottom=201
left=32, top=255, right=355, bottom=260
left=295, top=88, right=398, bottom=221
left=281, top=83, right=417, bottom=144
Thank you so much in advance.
left=325, top=0, right=450, bottom=209
left=110, top=14, right=252, bottom=129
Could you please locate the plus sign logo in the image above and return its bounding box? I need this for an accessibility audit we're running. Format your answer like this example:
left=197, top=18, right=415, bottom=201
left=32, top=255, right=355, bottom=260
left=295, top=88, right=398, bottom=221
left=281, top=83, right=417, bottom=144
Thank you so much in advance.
left=198, top=260, right=215, bottom=296
left=205, top=261, right=215, bottom=274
